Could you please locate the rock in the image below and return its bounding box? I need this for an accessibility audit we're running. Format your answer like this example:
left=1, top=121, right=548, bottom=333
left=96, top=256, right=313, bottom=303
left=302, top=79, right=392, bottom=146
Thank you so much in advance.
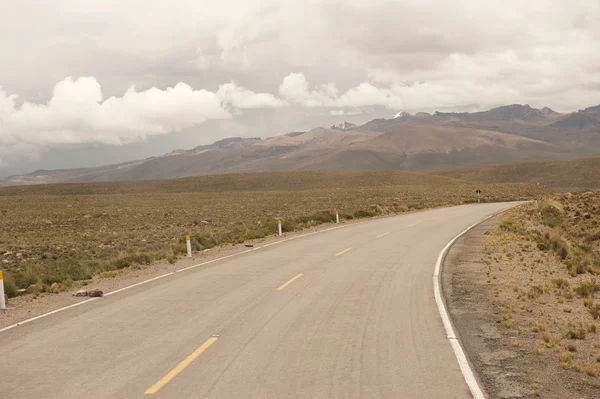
left=27, top=284, right=44, bottom=294
left=245, top=244, right=254, bottom=247
left=83, top=214, right=92, bottom=219
left=583, top=213, right=591, bottom=219
left=50, top=282, right=59, bottom=292
left=73, top=289, right=88, bottom=297
left=88, top=289, right=103, bottom=297
left=17, top=289, right=27, bottom=295
left=201, top=220, right=210, bottom=225
left=3, top=251, right=12, bottom=256
left=66, top=204, right=73, bottom=208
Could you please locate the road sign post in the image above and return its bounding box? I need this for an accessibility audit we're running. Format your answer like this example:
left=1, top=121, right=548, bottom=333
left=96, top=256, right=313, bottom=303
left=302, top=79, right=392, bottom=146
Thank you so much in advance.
left=0, top=271, right=6, bottom=310
left=186, top=235, right=192, bottom=258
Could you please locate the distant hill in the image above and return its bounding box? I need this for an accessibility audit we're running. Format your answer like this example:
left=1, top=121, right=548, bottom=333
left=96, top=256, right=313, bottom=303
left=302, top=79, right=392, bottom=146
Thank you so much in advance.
left=2, top=103, right=600, bottom=187
left=430, top=157, right=600, bottom=190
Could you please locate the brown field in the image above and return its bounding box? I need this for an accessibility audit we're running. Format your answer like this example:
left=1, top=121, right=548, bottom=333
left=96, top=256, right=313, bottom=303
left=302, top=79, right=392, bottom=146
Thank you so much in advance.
left=475, top=191, right=600, bottom=395
left=0, top=170, right=547, bottom=297
left=431, top=157, right=600, bottom=190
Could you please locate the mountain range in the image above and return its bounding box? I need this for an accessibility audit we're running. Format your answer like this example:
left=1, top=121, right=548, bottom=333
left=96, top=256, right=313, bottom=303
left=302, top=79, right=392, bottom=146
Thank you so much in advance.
left=2, top=104, right=600, bottom=187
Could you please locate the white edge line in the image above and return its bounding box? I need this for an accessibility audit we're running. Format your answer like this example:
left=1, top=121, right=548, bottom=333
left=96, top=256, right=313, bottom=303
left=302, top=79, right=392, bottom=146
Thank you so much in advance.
left=0, top=298, right=99, bottom=333
left=0, top=218, right=369, bottom=334
left=433, top=204, right=520, bottom=399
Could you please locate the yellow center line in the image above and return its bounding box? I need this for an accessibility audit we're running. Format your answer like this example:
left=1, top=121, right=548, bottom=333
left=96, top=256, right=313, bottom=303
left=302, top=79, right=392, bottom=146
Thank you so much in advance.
left=145, top=335, right=219, bottom=395
left=335, top=247, right=353, bottom=257
left=276, top=273, right=303, bottom=291
left=376, top=232, right=391, bottom=238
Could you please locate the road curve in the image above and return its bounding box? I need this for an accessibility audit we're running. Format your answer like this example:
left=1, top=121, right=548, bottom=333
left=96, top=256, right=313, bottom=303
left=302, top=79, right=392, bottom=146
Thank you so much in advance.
left=0, top=203, right=517, bottom=398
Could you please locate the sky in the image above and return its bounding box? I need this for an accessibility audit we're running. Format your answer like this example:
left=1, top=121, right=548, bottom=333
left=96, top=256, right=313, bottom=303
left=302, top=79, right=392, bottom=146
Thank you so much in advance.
left=1, top=0, right=599, bottom=177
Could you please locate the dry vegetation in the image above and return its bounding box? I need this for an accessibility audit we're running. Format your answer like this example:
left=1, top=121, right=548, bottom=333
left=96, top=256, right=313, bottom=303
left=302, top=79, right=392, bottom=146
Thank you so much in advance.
left=431, top=156, right=600, bottom=190
left=0, top=170, right=546, bottom=298
left=482, top=191, right=600, bottom=395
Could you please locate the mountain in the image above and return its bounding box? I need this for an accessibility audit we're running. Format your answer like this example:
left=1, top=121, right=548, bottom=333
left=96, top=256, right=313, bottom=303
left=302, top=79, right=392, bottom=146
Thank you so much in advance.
left=2, top=104, right=599, bottom=187
left=330, top=121, right=358, bottom=131
left=551, top=105, right=600, bottom=129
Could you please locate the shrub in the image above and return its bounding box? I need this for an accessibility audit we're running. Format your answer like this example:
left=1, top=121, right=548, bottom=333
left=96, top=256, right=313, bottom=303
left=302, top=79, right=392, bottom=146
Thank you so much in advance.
left=565, top=328, right=586, bottom=340
left=574, top=280, right=600, bottom=298
left=2, top=273, right=18, bottom=298
left=540, top=200, right=564, bottom=227
left=353, top=209, right=376, bottom=218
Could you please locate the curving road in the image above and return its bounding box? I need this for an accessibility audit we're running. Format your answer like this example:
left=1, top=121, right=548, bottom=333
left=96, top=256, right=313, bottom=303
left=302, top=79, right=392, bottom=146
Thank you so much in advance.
left=0, top=203, right=517, bottom=398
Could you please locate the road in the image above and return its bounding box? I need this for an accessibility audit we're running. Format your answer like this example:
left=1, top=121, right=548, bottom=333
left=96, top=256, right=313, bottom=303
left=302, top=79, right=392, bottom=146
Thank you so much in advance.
left=0, top=203, right=517, bottom=398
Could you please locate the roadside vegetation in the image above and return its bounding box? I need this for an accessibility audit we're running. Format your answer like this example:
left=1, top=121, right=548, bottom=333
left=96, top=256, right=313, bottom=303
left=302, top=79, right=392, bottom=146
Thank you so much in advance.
left=482, top=190, right=600, bottom=394
left=0, top=170, right=546, bottom=298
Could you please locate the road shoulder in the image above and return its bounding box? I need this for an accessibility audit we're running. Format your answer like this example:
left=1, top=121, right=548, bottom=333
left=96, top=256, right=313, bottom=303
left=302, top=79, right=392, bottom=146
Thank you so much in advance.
left=443, top=210, right=600, bottom=398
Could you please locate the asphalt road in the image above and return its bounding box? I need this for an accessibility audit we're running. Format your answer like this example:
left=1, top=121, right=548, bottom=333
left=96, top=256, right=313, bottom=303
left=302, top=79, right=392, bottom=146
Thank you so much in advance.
left=0, top=203, right=517, bottom=398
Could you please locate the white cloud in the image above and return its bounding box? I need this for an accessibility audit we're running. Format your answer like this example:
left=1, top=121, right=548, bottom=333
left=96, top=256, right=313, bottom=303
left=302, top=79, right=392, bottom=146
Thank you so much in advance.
left=329, top=109, right=362, bottom=116
left=2, top=0, right=600, bottom=172
left=217, top=81, right=287, bottom=109
left=0, top=76, right=287, bottom=164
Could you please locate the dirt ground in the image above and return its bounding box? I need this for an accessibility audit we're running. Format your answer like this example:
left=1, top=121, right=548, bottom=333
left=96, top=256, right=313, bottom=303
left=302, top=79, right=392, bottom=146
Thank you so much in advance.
left=444, top=213, right=600, bottom=398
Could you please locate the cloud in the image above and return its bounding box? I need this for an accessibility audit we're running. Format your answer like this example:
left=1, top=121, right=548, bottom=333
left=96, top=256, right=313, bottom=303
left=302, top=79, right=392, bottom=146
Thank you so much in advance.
left=2, top=0, right=600, bottom=173
left=329, top=109, right=362, bottom=116
left=217, top=81, right=287, bottom=109
left=0, top=76, right=286, bottom=164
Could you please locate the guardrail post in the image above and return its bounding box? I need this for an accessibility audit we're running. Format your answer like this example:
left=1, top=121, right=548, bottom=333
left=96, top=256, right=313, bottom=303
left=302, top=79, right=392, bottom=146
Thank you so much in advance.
left=0, top=271, right=6, bottom=310
left=186, top=235, right=192, bottom=257
left=336, top=211, right=339, bottom=224
left=278, top=220, right=282, bottom=236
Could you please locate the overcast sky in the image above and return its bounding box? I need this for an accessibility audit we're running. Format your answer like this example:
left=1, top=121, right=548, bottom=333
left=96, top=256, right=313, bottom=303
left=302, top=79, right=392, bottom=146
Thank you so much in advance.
left=1, top=0, right=599, bottom=177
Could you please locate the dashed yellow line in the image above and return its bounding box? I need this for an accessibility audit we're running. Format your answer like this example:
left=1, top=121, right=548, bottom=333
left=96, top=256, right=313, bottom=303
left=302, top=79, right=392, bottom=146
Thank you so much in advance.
left=145, top=335, right=219, bottom=395
left=335, top=247, right=353, bottom=257
left=277, top=273, right=303, bottom=291
left=376, top=232, right=390, bottom=238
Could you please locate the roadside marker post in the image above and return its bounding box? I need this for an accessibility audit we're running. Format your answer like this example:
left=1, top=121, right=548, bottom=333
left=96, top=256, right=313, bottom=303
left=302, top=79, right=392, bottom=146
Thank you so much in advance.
left=278, top=220, right=282, bottom=236
left=335, top=211, right=339, bottom=224
left=475, top=189, right=481, bottom=203
left=0, top=271, right=6, bottom=310
left=186, top=235, right=192, bottom=258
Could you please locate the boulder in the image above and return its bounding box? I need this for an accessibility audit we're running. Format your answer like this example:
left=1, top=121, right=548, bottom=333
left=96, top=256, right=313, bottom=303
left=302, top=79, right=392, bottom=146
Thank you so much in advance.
left=50, top=282, right=59, bottom=292
left=88, top=289, right=103, bottom=297
left=73, top=289, right=88, bottom=297
left=27, top=284, right=44, bottom=294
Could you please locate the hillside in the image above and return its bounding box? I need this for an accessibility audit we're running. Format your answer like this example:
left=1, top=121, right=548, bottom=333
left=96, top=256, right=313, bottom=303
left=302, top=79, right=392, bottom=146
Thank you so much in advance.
left=2, top=103, right=599, bottom=186
left=431, top=157, right=600, bottom=190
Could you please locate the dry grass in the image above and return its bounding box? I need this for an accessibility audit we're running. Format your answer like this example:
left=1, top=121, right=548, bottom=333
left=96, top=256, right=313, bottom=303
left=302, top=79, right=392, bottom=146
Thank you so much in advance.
left=481, top=190, right=600, bottom=392
left=431, top=157, right=600, bottom=190
left=0, top=170, right=546, bottom=296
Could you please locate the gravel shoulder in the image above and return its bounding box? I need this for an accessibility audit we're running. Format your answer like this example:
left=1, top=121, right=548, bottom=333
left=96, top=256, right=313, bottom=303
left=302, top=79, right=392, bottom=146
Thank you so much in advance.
left=444, top=209, right=600, bottom=398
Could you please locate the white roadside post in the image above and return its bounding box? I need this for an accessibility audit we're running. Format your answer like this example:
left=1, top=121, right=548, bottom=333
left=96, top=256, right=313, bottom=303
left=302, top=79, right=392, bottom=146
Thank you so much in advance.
left=0, top=270, right=6, bottom=310
left=335, top=210, right=339, bottom=224
left=278, top=219, right=283, bottom=236
left=186, top=235, right=192, bottom=258
left=476, top=189, right=481, bottom=203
